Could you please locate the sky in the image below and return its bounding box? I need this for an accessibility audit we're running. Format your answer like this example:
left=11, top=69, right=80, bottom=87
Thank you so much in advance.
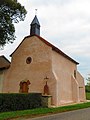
left=0, top=0, right=90, bottom=83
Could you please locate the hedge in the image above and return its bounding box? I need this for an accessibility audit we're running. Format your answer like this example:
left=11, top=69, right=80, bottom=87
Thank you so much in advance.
left=0, top=93, right=42, bottom=112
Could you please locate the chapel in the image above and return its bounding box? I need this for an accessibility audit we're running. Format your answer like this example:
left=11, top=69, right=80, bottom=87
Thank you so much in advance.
left=0, top=15, right=86, bottom=106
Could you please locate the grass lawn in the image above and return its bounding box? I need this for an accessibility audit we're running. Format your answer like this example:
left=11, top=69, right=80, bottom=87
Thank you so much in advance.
left=0, top=102, right=90, bottom=120
left=86, top=92, right=90, bottom=100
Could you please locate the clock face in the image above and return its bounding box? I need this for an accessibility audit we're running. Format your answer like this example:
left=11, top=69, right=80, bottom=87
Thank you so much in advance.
left=26, top=57, right=32, bottom=64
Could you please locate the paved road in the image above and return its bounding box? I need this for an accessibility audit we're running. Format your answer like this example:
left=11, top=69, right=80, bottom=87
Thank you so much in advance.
left=27, top=108, right=90, bottom=120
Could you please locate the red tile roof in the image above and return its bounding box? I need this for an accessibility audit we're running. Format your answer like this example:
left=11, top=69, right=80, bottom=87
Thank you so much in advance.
left=10, top=35, right=79, bottom=65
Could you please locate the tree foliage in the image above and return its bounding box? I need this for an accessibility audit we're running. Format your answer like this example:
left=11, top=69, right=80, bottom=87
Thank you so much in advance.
left=86, top=76, right=90, bottom=86
left=85, top=76, right=90, bottom=92
left=0, top=0, right=27, bottom=47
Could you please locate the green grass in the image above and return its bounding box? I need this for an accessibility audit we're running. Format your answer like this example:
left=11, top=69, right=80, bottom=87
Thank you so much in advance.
left=0, top=102, right=90, bottom=120
left=86, top=92, right=90, bottom=100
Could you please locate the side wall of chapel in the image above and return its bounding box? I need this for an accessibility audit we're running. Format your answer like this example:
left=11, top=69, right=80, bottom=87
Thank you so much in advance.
left=52, top=50, right=78, bottom=105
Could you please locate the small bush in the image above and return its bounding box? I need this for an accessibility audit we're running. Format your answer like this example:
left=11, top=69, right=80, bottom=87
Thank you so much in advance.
left=86, top=92, right=90, bottom=100
left=0, top=93, right=42, bottom=112
left=85, top=85, right=90, bottom=92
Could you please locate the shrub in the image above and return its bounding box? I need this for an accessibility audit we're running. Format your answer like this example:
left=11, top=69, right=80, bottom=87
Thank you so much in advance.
left=85, top=85, right=90, bottom=92
left=86, top=92, right=90, bottom=100
left=0, top=93, right=42, bottom=112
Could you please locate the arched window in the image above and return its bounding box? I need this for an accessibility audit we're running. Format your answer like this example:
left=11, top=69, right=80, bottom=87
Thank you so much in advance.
left=74, top=70, right=76, bottom=79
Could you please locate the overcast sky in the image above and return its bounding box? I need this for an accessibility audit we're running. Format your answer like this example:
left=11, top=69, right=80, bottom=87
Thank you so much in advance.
left=0, top=0, right=90, bottom=83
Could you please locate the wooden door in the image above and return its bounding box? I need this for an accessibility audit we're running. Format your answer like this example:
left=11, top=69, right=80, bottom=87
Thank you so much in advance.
left=22, top=82, right=28, bottom=93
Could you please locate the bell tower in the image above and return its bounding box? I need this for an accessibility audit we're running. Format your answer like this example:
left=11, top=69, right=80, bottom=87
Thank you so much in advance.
left=30, top=15, right=40, bottom=36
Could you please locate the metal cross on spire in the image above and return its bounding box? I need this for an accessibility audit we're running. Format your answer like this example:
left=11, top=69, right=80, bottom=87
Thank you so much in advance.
left=35, top=9, right=38, bottom=16
left=44, top=76, right=49, bottom=80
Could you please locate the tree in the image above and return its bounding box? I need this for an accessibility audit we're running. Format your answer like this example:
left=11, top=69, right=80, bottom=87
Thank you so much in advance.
left=85, top=76, right=90, bottom=92
left=86, top=76, right=90, bottom=86
left=0, top=0, right=27, bottom=47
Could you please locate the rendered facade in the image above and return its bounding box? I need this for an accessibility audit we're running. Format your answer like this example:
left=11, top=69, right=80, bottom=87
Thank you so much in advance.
left=0, top=15, right=86, bottom=106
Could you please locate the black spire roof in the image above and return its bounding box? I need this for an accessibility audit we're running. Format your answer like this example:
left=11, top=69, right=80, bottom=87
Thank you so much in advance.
left=31, top=15, right=40, bottom=26
left=30, top=15, right=40, bottom=36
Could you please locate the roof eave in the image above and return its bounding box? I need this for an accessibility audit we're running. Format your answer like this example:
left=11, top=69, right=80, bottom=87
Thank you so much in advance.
left=52, top=47, right=79, bottom=65
left=10, top=35, right=79, bottom=65
left=0, top=55, right=11, bottom=64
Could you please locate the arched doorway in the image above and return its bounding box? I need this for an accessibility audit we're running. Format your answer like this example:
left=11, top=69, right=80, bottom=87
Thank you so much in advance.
left=19, top=80, right=30, bottom=93
left=22, top=82, right=28, bottom=93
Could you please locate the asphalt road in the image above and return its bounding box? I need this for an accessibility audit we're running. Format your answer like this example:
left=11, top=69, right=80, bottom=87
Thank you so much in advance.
left=27, top=108, right=90, bottom=120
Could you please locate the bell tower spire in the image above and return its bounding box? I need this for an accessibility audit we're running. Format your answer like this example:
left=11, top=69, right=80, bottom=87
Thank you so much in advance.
left=30, top=11, right=40, bottom=36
